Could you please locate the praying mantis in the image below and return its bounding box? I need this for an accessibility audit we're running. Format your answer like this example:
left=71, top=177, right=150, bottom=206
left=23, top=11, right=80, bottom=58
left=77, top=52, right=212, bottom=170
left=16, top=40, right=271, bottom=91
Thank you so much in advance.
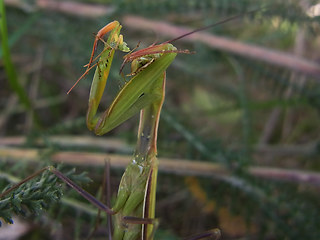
left=82, top=21, right=178, bottom=240
left=0, top=12, right=254, bottom=239
left=74, top=20, right=198, bottom=240
left=67, top=18, right=231, bottom=239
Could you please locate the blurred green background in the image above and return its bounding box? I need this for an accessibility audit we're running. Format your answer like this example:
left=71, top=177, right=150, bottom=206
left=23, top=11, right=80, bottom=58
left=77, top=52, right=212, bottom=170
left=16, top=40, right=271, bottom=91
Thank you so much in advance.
left=1, top=0, right=320, bottom=239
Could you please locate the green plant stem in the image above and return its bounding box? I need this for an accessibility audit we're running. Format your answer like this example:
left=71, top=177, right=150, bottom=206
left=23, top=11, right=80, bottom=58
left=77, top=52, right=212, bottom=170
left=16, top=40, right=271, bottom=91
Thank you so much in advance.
left=0, top=2, right=39, bottom=125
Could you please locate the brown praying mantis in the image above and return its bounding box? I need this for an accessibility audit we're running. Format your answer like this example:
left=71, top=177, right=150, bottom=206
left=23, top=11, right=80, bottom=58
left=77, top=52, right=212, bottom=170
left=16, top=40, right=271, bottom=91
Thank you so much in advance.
left=0, top=12, right=255, bottom=239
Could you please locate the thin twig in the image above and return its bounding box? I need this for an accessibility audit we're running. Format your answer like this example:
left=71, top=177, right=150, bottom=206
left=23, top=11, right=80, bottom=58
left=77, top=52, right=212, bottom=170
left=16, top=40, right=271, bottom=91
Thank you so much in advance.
left=1, top=146, right=320, bottom=186
left=1, top=136, right=317, bottom=157
left=0, top=135, right=132, bottom=153
left=4, top=0, right=115, bottom=17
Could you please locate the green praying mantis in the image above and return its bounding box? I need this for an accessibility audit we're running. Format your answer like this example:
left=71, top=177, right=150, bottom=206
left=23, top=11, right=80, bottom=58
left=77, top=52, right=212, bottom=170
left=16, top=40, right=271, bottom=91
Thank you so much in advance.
left=69, top=20, right=209, bottom=240
left=81, top=20, right=179, bottom=240
left=0, top=12, right=255, bottom=239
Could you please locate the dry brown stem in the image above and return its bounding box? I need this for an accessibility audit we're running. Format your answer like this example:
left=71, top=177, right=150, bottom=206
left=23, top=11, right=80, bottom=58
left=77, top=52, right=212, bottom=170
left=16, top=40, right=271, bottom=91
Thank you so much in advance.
left=5, top=0, right=114, bottom=17
left=1, top=146, right=320, bottom=186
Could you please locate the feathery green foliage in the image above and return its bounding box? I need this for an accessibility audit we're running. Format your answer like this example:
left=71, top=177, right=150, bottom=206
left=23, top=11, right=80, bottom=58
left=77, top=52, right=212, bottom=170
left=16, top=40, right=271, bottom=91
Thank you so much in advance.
left=0, top=163, right=91, bottom=227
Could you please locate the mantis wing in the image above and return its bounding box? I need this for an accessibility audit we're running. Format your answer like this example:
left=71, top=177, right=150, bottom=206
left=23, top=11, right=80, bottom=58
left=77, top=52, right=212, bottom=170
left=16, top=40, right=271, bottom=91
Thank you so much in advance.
left=90, top=48, right=177, bottom=135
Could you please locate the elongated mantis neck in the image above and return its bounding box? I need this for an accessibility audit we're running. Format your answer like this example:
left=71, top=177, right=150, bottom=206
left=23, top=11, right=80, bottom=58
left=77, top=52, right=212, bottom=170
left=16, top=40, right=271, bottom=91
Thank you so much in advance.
left=134, top=73, right=166, bottom=165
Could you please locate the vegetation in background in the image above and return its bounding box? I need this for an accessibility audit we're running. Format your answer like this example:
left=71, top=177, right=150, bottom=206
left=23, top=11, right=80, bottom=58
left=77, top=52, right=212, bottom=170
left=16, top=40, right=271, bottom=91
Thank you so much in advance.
left=0, top=0, right=320, bottom=239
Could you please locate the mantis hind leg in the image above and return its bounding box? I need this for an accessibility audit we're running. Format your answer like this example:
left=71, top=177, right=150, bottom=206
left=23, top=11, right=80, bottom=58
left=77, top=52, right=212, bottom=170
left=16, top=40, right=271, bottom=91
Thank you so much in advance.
left=112, top=211, right=159, bottom=240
